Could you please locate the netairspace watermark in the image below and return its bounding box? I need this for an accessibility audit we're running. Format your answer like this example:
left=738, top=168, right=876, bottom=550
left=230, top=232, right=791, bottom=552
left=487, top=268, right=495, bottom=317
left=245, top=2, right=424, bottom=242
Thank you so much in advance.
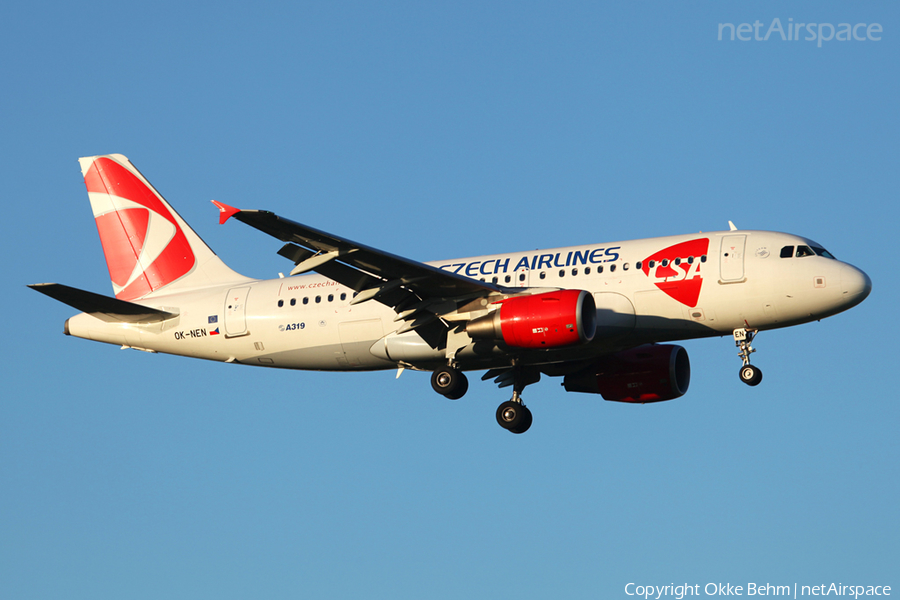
left=625, top=582, right=891, bottom=599
left=718, top=18, right=883, bottom=47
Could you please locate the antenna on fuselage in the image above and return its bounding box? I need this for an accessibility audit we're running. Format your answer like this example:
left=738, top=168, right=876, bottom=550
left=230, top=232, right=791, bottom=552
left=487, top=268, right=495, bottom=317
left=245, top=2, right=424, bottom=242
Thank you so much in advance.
left=728, top=221, right=738, bottom=231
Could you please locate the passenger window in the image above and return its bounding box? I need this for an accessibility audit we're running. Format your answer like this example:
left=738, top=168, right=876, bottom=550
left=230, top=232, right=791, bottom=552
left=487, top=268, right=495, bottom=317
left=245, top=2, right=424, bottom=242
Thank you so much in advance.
left=340, top=293, right=347, bottom=301
left=277, top=299, right=284, bottom=308
left=598, top=266, right=604, bottom=273
left=635, top=262, right=641, bottom=270
left=780, top=246, right=794, bottom=258
left=610, top=264, right=616, bottom=273
left=559, top=270, right=565, bottom=277
left=585, top=267, right=591, bottom=275
left=315, top=296, right=321, bottom=303
left=571, top=268, right=578, bottom=276
left=290, top=298, right=296, bottom=306
left=328, top=294, right=334, bottom=302
left=519, top=273, right=526, bottom=282
left=303, top=297, right=309, bottom=305
left=700, top=255, right=707, bottom=263
left=539, top=272, right=546, bottom=280
left=796, top=245, right=815, bottom=258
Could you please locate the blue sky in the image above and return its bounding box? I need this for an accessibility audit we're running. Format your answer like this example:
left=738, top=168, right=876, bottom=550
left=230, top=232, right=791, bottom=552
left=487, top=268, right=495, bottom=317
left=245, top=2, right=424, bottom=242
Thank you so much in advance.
left=2, top=2, right=897, bottom=598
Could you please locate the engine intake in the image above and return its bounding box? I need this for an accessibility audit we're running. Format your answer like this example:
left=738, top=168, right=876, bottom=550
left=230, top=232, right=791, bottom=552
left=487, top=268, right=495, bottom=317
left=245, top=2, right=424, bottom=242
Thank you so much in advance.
left=563, top=344, right=690, bottom=403
left=467, top=289, right=596, bottom=349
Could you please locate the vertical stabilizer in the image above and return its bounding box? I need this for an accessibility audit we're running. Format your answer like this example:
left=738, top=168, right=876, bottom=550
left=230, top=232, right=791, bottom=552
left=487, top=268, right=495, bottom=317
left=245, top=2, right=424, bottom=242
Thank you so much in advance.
left=79, top=154, right=251, bottom=300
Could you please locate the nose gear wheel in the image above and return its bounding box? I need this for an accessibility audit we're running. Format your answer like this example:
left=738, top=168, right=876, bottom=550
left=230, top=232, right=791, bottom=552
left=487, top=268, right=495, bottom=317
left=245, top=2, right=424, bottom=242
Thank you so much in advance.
left=739, top=364, right=763, bottom=386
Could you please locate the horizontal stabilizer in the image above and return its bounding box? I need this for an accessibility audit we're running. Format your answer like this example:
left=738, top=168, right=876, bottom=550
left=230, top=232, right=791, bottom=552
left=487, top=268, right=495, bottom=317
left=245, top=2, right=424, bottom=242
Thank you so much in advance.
left=28, top=283, right=177, bottom=323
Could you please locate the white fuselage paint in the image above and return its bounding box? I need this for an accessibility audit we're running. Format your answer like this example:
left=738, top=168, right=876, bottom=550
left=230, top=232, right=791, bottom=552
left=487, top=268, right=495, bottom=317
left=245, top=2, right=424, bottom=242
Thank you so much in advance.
left=65, top=230, right=871, bottom=372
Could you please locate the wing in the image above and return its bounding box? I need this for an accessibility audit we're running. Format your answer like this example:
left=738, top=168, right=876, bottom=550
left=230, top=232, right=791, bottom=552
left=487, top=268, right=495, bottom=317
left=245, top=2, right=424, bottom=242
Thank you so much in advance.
left=212, top=201, right=504, bottom=347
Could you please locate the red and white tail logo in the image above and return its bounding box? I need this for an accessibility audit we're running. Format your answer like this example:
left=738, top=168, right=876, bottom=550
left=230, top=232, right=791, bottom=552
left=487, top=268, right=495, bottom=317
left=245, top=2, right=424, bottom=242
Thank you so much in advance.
left=641, top=238, right=710, bottom=307
left=81, top=155, right=196, bottom=300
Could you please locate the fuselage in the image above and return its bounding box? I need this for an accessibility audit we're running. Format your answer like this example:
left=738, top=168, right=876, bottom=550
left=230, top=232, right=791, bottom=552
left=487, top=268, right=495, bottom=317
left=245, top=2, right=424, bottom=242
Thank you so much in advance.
left=64, top=229, right=871, bottom=372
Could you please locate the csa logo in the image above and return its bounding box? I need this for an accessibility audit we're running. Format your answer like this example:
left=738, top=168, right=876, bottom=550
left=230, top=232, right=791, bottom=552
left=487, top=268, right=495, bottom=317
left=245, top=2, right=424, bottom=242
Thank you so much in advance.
left=85, top=157, right=196, bottom=301
left=641, top=238, right=710, bottom=308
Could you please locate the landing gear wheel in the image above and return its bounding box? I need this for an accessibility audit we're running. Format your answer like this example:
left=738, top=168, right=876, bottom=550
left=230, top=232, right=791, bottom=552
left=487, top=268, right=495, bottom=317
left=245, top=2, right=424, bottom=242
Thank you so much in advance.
left=739, top=364, right=763, bottom=387
left=496, top=400, right=533, bottom=434
left=444, top=373, right=468, bottom=400
left=431, top=367, right=468, bottom=399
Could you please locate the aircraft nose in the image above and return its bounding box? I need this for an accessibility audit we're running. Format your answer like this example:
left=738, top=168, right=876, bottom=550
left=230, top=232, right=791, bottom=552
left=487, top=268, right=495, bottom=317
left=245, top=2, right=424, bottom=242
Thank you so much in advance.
left=840, top=264, right=872, bottom=305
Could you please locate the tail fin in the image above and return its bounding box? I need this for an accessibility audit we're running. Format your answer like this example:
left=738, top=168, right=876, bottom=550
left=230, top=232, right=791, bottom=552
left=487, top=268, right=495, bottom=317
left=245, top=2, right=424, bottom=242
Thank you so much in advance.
left=79, top=154, right=250, bottom=300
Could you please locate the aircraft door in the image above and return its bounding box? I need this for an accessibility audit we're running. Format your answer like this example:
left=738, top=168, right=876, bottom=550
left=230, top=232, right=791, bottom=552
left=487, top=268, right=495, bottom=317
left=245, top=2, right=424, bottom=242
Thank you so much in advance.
left=720, top=235, right=746, bottom=282
left=513, top=266, right=530, bottom=288
left=497, top=267, right=529, bottom=287
left=224, top=286, right=251, bottom=337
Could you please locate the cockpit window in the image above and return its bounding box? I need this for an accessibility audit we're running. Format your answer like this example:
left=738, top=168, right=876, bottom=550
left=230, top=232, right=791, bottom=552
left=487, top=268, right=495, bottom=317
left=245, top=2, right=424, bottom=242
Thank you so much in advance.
left=811, top=246, right=836, bottom=259
left=781, top=244, right=836, bottom=259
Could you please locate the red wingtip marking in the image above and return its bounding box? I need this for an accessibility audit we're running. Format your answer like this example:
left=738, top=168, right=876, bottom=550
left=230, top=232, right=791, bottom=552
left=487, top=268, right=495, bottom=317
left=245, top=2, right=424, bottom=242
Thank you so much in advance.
left=211, top=200, right=241, bottom=225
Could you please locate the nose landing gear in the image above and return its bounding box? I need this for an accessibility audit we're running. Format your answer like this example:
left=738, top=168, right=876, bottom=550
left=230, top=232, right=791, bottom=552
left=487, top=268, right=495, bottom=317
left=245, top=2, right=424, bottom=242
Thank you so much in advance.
left=734, top=326, right=763, bottom=386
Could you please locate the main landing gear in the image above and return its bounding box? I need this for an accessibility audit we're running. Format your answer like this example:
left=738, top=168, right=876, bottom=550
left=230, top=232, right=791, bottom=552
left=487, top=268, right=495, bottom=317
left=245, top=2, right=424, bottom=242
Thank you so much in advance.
left=496, top=396, right=533, bottom=434
left=430, top=363, right=536, bottom=434
left=492, top=366, right=538, bottom=434
left=482, top=361, right=541, bottom=433
left=734, top=326, right=763, bottom=386
left=431, top=365, right=469, bottom=400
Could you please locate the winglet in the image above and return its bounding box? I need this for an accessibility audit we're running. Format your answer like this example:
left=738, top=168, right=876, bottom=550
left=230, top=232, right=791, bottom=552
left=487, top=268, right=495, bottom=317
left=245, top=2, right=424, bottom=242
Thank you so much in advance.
left=212, top=200, right=242, bottom=225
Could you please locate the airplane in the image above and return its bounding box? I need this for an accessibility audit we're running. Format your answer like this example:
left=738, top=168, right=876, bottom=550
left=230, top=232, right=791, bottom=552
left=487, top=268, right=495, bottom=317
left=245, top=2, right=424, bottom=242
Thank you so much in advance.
left=30, top=154, right=872, bottom=433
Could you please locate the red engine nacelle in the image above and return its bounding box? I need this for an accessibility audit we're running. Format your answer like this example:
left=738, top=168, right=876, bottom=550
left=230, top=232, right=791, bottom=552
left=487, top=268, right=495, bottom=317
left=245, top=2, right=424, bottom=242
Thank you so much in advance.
left=466, top=289, right=597, bottom=349
left=563, top=344, right=690, bottom=403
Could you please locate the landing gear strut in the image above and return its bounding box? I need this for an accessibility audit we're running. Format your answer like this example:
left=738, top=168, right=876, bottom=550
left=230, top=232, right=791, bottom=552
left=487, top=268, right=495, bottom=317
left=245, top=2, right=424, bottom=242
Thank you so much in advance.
left=734, top=326, right=763, bottom=386
left=431, top=365, right=468, bottom=399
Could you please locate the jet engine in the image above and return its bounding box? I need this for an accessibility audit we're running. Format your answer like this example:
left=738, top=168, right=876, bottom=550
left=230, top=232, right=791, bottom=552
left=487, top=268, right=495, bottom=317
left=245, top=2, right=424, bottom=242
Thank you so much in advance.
left=563, top=344, right=690, bottom=403
left=466, top=289, right=596, bottom=349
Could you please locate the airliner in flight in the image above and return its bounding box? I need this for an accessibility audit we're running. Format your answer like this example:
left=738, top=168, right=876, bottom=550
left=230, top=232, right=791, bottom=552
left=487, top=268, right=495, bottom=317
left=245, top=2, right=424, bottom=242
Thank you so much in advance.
left=31, top=154, right=872, bottom=433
